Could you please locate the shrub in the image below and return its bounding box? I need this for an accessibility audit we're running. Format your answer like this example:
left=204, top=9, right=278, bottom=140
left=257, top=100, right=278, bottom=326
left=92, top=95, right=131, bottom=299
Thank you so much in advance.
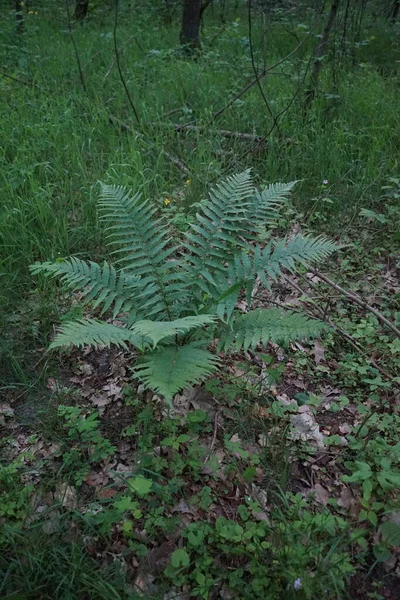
left=31, top=171, right=337, bottom=403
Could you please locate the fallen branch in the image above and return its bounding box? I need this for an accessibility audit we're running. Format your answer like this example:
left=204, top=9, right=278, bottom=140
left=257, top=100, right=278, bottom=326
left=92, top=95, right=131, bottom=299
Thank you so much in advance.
left=310, top=269, right=400, bottom=339
left=281, top=274, right=399, bottom=385
left=213, top=33, right=311, bottom=119
left=172, top=123, right=266, bottom=144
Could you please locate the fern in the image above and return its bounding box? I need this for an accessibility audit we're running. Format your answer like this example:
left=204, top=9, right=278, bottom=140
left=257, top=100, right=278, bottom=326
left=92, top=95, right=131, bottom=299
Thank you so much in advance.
left=99, top=184, right=186, bottom=319
left=217, top=308, right=325, bottom=352
left=49, top=319, right=148, bottom=350
left=31, top=171, right=338, bottom=405
left=130, top=315, right=217, bottom=348
left=134, top=345, right=220, bottom=402
left=246, top=181, right=297, bottom=236
left=184, top=170, right=254, bottom=297
left=30, top=258, right=139, bottom=318
left=254, top=235, right=338, bottom=287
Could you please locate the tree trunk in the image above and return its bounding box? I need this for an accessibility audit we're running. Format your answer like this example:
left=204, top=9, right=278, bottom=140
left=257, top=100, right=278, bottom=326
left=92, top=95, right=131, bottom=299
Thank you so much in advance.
left=392, top=0, right=400, bottom=23
left=16, top=0, right=23, bottom=34
left=305, top=0, right=341, bottom=110
left=74, top=0, right=89, bottom=21
left=180, top=0, right=202, bottom=51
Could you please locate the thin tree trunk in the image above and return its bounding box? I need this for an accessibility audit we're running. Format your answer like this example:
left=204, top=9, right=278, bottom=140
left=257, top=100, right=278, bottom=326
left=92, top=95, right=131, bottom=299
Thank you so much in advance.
left=16, top=0, right=23, bottom=34
left=180, top=0, right=202, bottom=51
left=74, top=0, right=89, bottom=21
left=392, top=0, right=400, bottom=23
left=305, top=0, right=341, bottom=110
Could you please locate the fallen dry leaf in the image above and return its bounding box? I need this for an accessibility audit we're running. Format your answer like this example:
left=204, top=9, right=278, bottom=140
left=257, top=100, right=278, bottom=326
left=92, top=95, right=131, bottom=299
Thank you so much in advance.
left=54, top=483, right=78, bottom=509
left=313, top=483, right=330, bottom=505
left=0, top=403, right=14, bottom=424
left=290, top=410, right=325, bottom=450
left=134, top=572, right=157, bottom=596
left=97, top=487, right=118, bottom=499
left=313, top=340, right=326, bottom=365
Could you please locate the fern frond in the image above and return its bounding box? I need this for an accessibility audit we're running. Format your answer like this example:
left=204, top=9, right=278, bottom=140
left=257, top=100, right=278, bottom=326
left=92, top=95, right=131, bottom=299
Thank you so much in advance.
left=99, top=184, right=185, bottom=319
left=247, top=181, right=297, bottom=232
left=218, top=308, right=325, bottom=352
left=134, top=345, right=220, bottom=403
left=30, top=258, right=138, bottom=318
left=211, top=250, right=255, bottom=322
left=131, top=314, right=217, bottom=349
left=183, top=170, right=254, bottom=296
left=254, top=235, right=338, bottom=286
left=49, top=318, right=147, bottom=350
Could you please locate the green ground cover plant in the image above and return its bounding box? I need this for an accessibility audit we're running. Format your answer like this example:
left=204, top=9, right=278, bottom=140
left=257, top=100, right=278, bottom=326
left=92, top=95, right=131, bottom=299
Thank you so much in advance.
left=1, top=1, right=400, bottom=599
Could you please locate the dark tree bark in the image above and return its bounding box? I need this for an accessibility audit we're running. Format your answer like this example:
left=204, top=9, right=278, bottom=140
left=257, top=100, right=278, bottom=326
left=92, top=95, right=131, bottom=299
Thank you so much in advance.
left=392, top=0, right=400, bottom=23
left=305, top=0, right=341, bottom=110
left=180, top=0, right=202, bottom=51
left=15, top=1, right=23, bottom=34
left=74, top=0, right=89, bottom=21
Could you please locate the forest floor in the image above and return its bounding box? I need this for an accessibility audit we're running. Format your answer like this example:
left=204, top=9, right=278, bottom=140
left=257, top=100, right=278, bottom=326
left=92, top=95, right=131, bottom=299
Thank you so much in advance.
left=2, top=225, right=400, bottom=599
left=1, top=3, right=400, bottom=599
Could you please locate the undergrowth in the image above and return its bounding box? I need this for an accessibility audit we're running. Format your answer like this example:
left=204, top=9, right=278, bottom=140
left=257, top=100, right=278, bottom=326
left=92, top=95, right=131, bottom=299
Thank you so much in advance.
left=1, top=2, right=400, bottom=599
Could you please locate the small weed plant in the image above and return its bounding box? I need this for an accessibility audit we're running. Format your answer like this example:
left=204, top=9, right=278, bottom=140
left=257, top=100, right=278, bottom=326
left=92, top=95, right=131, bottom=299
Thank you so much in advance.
left=31, top=171, right=336, bottom=403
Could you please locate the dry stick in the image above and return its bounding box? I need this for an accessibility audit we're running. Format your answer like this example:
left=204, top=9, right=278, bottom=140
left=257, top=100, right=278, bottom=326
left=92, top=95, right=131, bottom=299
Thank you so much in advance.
left=0, top=70, right=42, bottom=90
left=113, top=0, right=140, bottom=124
left=281, top=274, right=398, bottom=385
left=65, top=0, right=87, bottom=94
left=248, top=0, right=275, bottom=120
left=102, top=35, right=139, bottom=83
left=204, top=414, right=219, bottom=464
left=170, top=123, right=266, bottom=144
left=213, top=34, right=311, bottom=119
left=110, top=3, right=190, bottom=176
left=310, top=269, right=400, bottom=339
left=211, top=47, right=314, bottom=183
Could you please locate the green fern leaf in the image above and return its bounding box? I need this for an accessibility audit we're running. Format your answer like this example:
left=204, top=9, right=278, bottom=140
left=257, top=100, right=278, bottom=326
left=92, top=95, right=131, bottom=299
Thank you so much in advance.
left=254, top=235, right=338, bottom=286
left=218, top=308, right=326, bottom=352
left=247, top=181, right=297, bottom=232
left=30, top=258, right=139, bottom=318
left=49, top=318, right=148, bottom=350
left=131, top=315, right=217, bottom=348
left=184, top=170, right=254, bottom=296
left=134, top=345, right=220, bottom=403
left=99, top=184, right=186, bottom=319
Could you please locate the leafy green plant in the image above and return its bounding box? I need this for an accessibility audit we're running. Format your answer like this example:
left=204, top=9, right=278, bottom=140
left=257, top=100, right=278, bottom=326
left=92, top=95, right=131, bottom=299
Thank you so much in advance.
left=31, top=171, right=337, bottom=403
left=164, top=494, right=357, bottom=600
left=341, top=414, right=400, bottom=523
left=0, top=459, right=33, bottom=525
left=58, top=406, right=116, bottom=485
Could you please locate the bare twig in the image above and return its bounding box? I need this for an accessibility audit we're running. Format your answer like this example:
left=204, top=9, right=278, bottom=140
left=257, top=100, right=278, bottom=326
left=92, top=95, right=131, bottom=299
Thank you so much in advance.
left=213, top=34, right=311, bottom=119
left=65, top=0, right=87, bottom=94
left=113, top=0, right=140, bottom=124
left=0, top=71, right=41, bottom=89
left=310, top=269, right=400, bottom=338
left=168, top=123, right=265, bottom=144
left=204, top=414, right=219, bottom=464
left=248, top=0, right=275, bottom=121
left=103, top=35, right=138, bottom=83
left=280, top=274, right=399, bottom=385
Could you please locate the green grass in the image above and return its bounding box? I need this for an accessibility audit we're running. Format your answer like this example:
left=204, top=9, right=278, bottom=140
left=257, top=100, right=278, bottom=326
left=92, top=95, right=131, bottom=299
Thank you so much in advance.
left=1, top=3, right=399, bottom=314
left=1, top=5, right=400, bottom=597
left=0, top=526, right=139, bottom=600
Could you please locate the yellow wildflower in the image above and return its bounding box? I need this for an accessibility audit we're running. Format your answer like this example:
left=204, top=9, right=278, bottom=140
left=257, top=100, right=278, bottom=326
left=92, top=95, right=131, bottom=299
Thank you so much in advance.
left=184, top=179, right=191, bottom=186
left=164, top=198, right=171, bottom=206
